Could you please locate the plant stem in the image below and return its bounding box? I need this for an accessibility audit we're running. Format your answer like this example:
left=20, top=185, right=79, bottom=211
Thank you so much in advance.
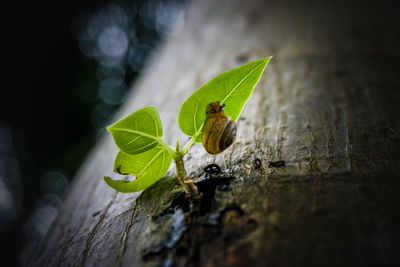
left=182, top=123, right=204, bottom=155
left=158, top=138, right=177, bottom=158
left=174, top=150, right=200, bottom=202
left=181, top=136, right=196, bottom=155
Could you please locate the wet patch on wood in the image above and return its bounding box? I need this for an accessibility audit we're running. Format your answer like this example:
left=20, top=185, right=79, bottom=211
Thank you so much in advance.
left=142, top=171, right=258, bottom=266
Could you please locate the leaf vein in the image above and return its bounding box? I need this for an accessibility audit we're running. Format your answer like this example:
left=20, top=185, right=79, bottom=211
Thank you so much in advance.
left=111, top=128, right=158, bottom=140
left=150, top=113, right=159, bottom=136
left=193, top=99, right=200, bottom=133
left=138, top=149, right=164, bottom=176
left=126, top=135, right=142, bottom=146
left=221, top=61, right=265, bottom=104
left=160, top=151, right=166, bottom=176
left=135, top=140, right=158, bottom=152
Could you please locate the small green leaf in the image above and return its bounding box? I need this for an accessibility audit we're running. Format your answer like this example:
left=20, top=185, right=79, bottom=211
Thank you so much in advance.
left=107, top=105, right=163, bottom=155
left=104, top=145, right=172, bottom=193
left=178, top=57, right=271, bottom=142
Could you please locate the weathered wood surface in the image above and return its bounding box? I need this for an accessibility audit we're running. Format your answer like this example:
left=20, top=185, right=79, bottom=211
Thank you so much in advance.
left=30, top=0, right=400, bottom=266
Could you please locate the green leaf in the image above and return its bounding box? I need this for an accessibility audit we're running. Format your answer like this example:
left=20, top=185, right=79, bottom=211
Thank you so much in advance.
left=104, top=145, right=172, bottom=193
left=107, top=105, right=163, bottom=155
left=178, top=57, right=271, bottom=142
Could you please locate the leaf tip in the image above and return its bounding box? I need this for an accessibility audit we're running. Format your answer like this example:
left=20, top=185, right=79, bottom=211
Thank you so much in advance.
left=104, top=176, right=112, bottom=185
left=256, top=56, right=273, bottom=76
left=262, top=56, right=272, bottom=65
left=146, top=105, right=158, bottom=112
left=104, top=176, right=123, bottom=192
left=106, top=121, right=117, bottom=133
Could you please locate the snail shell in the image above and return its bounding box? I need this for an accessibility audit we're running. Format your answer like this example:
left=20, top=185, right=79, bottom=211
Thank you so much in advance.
left=202, top=101, right=237, bottom=154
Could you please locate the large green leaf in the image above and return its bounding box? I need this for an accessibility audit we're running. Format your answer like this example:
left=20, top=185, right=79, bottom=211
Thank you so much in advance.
left=104, top=145, right=172, bottom=193
left=178, top=57, right=271, bottom=142
left=107, top=105, right=163, bottom=155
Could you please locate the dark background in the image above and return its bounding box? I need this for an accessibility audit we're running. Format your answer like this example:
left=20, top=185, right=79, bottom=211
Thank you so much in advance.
left=0, top=0, right=185, bottom=265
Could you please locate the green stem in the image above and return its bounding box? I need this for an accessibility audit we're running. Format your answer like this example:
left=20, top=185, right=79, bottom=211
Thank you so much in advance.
left=159, top=135, right=200, bottom=200
left=182, top=122, right=204, bottom=155
left=181, top=136, right=196, bottom=155
left=158, top=138, right=177, bottom=158
left=174, top=151, right=199, bottom=201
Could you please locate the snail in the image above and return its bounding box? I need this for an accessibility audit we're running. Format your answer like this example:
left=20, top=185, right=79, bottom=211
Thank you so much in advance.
left=202, top=101, right=237, bottom=154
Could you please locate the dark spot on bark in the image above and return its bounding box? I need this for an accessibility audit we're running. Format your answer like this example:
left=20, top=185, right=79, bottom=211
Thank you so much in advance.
left=253, top=158, right=262, bottom=169
left=269, top=160, right=285, bottom=167
left=92, top=211, right=101, bottom=217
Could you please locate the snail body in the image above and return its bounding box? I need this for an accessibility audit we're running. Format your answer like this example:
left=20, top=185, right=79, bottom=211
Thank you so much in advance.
left=202, top=101, right=237, bottom=154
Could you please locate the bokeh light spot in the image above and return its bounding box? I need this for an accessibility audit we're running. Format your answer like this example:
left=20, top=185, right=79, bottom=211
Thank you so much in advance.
left=40, top=171, right=69, bottom=197
left=98, top=25, right=129, bottom=59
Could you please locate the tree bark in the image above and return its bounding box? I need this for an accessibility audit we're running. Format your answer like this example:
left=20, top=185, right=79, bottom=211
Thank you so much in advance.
left=30, top=0, right=400, bottom=266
